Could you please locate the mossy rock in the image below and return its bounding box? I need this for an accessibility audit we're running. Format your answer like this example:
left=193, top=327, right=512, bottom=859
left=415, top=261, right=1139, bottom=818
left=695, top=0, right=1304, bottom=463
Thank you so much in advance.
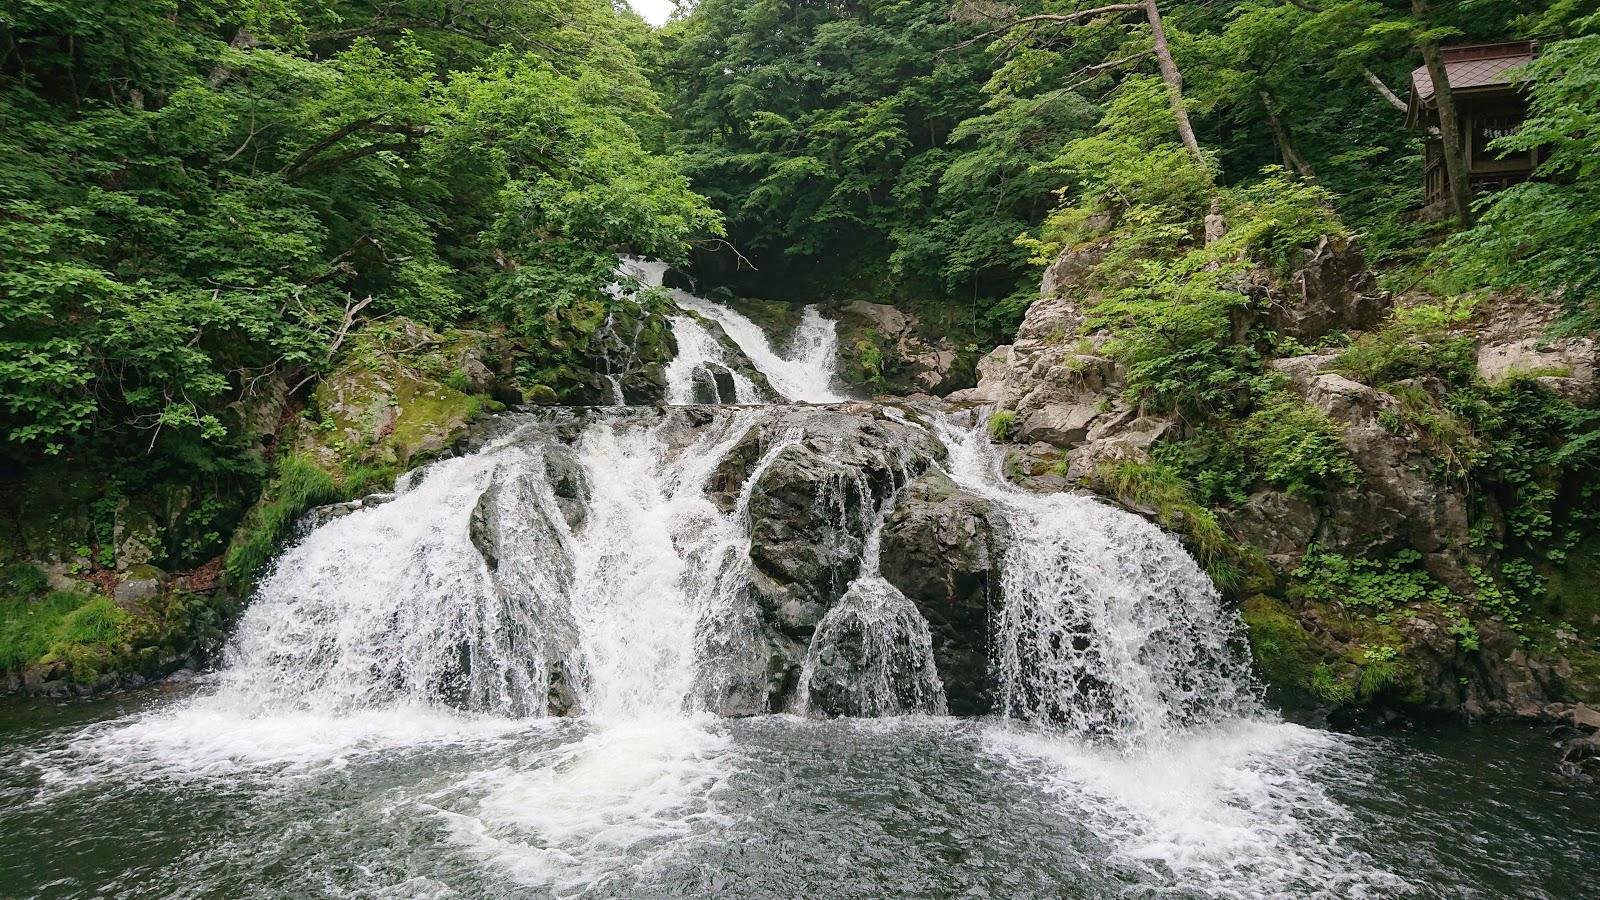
left=1241, top=594, right=1330, bottom=712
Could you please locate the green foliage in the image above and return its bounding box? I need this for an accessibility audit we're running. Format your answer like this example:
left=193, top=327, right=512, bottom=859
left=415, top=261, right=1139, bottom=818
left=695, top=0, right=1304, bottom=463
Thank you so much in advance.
left=986, top=410, right=1016, bottom=441
left=1335, top=300, right=1479, bottom=387
left=223, top=453, right=342, bottom=589
left=1238, top=394, right=1360, bottom=498
left=1, top=562, right=49, bottom=599
left=0, top=0, right=717, bottom=475
left=0, top=590, right=128, bottom=676
left=1311, top=663, right=1356, bottom=705
left=1292, top=548, right=1455, bottom=611
left=1097, top=459, right=1234, bottom=581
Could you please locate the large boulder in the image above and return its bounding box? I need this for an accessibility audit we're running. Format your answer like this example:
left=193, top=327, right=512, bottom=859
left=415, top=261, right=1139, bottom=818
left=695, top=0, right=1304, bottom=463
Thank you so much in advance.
left=879, top=471, right=1010, bottom=714
left=1270, top=353, right=1475, bottom=589
left=1258, top=237, right=1390, bottom=343
left=1475, top=296, right=1599, bottom=405
left=702, top=405, right=944, bottom=709
left=722, top=406, right=943, bottom=633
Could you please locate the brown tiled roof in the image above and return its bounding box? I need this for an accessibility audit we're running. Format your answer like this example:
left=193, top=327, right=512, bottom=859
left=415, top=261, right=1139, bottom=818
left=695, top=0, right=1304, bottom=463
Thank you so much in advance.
left=1412, top=43, right=1536, bottom=100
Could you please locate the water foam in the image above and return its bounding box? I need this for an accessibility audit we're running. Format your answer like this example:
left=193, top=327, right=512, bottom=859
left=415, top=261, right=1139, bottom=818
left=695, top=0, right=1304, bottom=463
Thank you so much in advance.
left=985, top=720, right=1406, bottom=898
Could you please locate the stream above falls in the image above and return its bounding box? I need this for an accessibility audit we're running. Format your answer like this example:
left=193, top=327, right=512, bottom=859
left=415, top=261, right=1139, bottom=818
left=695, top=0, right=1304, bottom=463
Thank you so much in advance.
left=1, top=262, right=1596, bottom=899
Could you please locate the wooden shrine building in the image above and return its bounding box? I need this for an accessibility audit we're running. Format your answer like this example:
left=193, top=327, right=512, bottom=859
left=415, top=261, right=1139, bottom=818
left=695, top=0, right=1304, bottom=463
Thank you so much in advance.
left=1407, top=41, right=1539, bottom=209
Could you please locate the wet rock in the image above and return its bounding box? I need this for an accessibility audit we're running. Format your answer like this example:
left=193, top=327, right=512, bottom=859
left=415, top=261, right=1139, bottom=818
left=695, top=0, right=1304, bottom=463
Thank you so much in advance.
left=879, top=471, right=1010, bottom=714
left=705, top=407, right=942, bottom=704
left=799, top=578, right=947, bottom=718
left=662, top=267, right=696, bottom=292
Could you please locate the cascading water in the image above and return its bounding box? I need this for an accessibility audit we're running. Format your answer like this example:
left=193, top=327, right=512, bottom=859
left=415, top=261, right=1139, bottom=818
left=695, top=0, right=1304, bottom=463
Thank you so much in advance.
left=623, top=256, right=846, bottom=403
left=662, top=314, right=760, bottom=404
left=932, top=416, right=1258, bottom=747
left=795, top=511, right=947, bottom=718
left=10, top=262, right=1434, bottom=899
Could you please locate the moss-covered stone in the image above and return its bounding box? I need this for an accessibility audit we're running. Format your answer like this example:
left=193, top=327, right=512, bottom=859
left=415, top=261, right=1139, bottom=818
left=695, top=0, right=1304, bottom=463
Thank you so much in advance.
left=1241, top=595, right=1322, bottom=699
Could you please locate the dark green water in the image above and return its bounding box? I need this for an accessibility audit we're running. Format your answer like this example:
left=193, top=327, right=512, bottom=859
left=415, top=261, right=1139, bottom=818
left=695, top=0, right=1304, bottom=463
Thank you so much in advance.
left=1, top=688, right=1596, bottom=899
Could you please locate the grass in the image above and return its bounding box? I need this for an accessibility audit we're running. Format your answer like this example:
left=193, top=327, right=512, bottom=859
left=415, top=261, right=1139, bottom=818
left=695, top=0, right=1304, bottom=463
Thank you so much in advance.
left=1097, top=458, right=1234, bottom=581
left=223, top=453, right=342, bottom=590
left=0, top=591, right=129, bottom=676
left=986, top=409, right=1016, bottom=441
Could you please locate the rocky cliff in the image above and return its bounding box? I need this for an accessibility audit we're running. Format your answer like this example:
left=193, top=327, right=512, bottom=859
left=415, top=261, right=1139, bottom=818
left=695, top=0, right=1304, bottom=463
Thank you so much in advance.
left=949, top=236, right=1600, bottom=725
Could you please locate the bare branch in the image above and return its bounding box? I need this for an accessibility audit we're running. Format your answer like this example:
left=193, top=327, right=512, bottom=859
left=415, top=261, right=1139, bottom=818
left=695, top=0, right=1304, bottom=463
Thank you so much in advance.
left=1363, top=66, right=1410, bottom=113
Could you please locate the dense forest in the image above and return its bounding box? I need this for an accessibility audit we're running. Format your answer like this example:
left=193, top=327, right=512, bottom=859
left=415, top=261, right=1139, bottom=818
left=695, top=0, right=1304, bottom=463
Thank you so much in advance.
left=3, top=0, right=1600, bottom=703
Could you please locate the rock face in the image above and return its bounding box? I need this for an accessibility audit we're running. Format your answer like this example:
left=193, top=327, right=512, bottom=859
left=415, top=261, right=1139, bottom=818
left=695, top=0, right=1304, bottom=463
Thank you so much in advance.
left=832, top=301, right=971, bottom=395
left=948, top=245, right=1173, bottom=483
left=879, top=471, right=1009, bottom=714
left=704, top=405, right=945, bottom=706
left=1254, top=237, right=1389, bottom=343
left=959, top=233, right=1600, bottom=726
left=1475, top=297, right=1598, bottom=405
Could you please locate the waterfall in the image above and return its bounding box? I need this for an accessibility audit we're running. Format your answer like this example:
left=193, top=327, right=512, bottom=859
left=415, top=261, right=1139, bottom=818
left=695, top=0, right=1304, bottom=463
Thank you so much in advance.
left=622, top=255, right=846, bottom=404
left=673, top=299, right=846, bottom=403
left=216, top=437, right=562, bottom=718
left=662, top=315, right=760, bottom=405
left=932, top=416, right=1258, bottom=747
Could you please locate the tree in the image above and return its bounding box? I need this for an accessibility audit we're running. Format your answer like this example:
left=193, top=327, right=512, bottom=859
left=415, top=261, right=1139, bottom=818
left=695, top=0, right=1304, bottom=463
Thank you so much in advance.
left=953, top=1, right=1207, bottom=168
left=1413, top=0, right=1474, bottom=224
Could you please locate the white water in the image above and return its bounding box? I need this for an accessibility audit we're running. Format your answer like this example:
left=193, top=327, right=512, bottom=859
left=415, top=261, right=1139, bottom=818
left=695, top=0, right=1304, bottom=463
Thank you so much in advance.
left=662, top=315, right=760, bottom=404
left=622, top=256, right=846, bottom=403
left=796, top=509, right=947, bottom=717
left=901, top=413, right=1405, bottom=895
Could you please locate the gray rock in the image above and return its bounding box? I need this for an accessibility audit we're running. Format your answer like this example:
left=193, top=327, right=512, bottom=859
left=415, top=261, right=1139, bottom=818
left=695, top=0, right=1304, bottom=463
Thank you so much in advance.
left=834, top=300, right=968, bottom=395
left=1017, top=401, right=1100, bottom=448
left=880, top=471, right=1010, bottom=714
left=1475, top=297, right=1598, bottom=405
left=114, top=564, right=165, bottom=604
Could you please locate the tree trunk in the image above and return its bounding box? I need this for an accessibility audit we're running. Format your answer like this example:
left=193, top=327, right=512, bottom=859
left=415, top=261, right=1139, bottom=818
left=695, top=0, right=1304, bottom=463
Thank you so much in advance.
left=1413, top=0, right=1472, bottom=224
left=1260, top=90, right=1316, bottom=179
left=1143, top=0, right=1205, bottom=168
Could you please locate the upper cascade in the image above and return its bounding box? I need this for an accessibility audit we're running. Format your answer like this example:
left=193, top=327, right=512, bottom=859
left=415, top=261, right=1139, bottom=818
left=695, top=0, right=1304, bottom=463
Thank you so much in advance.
left=621, top=257, right=847, bottom=404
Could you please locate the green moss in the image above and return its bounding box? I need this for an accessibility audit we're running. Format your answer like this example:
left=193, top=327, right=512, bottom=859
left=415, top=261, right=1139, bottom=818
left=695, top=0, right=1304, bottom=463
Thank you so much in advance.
left=1241, top=595, right=1320, bottom=693
left=1539, top=535, right=1600, bottom=635
left=388, top=378, right=476, bottom=464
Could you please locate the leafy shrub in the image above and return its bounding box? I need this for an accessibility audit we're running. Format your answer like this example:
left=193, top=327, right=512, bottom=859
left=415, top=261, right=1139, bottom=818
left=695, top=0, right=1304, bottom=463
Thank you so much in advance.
left=1237, top=394, right=1359, bottom=498
left=1335, top=301, right=1477, bottom=387
left=1292, top=548, right=1454, bottom=610
left=1, top=563, right=48, bottom=598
